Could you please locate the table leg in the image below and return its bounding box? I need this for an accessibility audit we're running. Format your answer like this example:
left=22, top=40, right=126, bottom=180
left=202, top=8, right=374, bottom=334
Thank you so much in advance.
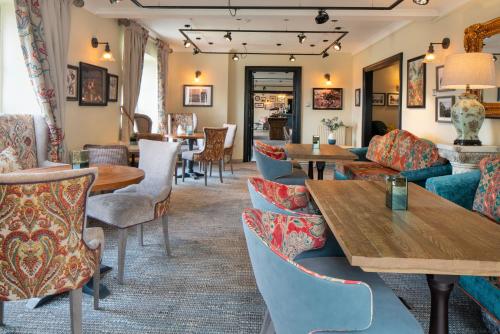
left=316, top=161, right=326, bottom=180
left=426, top=274, right=458, bottom=334
left=308, top=161, right=314, bottom=179
left=187, top=139, right=204, bottom=179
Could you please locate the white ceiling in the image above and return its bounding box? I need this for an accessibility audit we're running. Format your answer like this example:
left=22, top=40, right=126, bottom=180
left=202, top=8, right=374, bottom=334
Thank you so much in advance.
left=84, top=0, right=473, bottom=54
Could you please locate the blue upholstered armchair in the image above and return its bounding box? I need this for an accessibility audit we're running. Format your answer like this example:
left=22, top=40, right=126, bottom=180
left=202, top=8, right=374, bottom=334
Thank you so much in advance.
left=254, top=149, right=307, bottom=185
left=241, top=209, right=423, bottom=334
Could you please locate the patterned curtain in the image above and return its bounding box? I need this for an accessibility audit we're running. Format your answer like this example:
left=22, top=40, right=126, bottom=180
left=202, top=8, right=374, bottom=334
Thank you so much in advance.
left=157, top=39, right=169, bottom=134
left=15, top=0, right=70, bottom=162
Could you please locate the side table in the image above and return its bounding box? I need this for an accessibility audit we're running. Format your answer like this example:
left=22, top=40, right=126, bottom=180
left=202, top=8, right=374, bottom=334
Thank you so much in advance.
left=436, top=143, right=500, bottom=174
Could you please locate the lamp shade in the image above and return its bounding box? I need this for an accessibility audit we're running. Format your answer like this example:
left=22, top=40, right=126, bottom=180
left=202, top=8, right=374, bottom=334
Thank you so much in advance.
left=442, top=53, right=496, bottom=89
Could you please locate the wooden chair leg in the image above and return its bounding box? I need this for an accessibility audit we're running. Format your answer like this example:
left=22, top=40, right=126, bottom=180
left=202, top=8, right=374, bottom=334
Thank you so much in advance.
left=182, top=159, right=186, bottom=182
left=219, top=160, right=224, bottom=183
left=0, top=301, right=4, bottom=326
left=161, top=216, right=172, bottom=257
left=117, top=228, right=128, bottom=284
left=174, top=162, right=178, bottom=185
left=69, top=288, right=82, bottom=334
left=209, top=161, right=213, bottom=177
left=137, top=224, right=143, bottom=246
left=204, top=162, right=208, bottom=186
left=93, top=263, right=100, bottom=310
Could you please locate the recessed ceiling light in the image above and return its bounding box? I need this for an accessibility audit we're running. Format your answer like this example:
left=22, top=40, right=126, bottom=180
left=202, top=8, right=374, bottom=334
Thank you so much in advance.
left=276, top=43, right=282, bottom=46
left=323, top=40, right=329, bottom=43
left=184, top=24, right=191, bottom=28
left=335, top=27, right=342, bottom=30
left=236, top=18, right=242, bottom=21
left=315, top=9, right=329, bottom=24
left=208, top=42, right=214, bottom=45
left=242, top=42, right=247, bottom=46
left=196, top=37, right=201, bottom=40
left=310, top=44, right=316, bottom=47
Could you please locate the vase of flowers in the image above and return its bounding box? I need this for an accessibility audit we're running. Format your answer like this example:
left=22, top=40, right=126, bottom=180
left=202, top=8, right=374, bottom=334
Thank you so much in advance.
left=321, top=117, right=344, bottom=145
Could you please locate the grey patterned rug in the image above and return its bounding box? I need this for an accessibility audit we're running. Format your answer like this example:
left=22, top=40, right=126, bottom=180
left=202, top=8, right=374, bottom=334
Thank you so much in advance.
left=0, top=163, right=487, bottom=333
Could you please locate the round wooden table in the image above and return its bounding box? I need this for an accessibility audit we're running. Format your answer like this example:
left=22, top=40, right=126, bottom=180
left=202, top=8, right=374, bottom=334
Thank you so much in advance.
left=165, top=132, right=204, bottom=141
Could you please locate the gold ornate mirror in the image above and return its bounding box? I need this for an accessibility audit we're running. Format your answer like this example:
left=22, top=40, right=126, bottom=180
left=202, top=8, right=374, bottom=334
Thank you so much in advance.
left=464, top=17, right=500, bottom=118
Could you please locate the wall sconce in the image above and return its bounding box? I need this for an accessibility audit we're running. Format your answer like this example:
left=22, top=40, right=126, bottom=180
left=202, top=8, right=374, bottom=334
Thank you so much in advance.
left=324, top=73, right=332, bottom=85
left=424, top=37, right=450, bottom=63
left=91, top=37, right=115, bottom=62
left=194, top=70, right=202, bottom=82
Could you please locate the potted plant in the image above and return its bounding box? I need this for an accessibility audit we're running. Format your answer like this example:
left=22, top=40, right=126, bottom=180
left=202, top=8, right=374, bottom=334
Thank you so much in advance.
left=321, top=117, right=345, bottom=145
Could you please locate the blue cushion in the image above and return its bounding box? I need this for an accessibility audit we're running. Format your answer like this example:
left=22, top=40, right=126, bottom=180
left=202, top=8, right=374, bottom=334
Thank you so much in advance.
left=401, top=163, right=452, bottom=187
left=459, top=275, right=500, bottom=321
left=350, top=147, right=369, bottom=161
left=274, top=168, right=307, bottom=185
left=426, top=171, right=481, bottom=210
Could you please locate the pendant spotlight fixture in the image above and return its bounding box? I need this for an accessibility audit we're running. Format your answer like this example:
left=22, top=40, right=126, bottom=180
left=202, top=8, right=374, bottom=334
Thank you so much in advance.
left=193, top=48, right=200, bottom=55
left=289, top=55, right=296, bottom=62
left=184, top=40, right=192, bottom=48
left=322, top=51, right=330, bottom=59
left=315, top=9, right=329, bottom=24
left=298, top=33, right=307, bottom=44
left=224, top=32, right=232, bottom=42
left=423, top=37, right=450, bottom=63
left=413, top=0, right=429, bottom=4
left=332, top=41, right=342, bottom=51
left=73, top=0, right=84, bottom=7
left=232, top=54, right=240, bottom=61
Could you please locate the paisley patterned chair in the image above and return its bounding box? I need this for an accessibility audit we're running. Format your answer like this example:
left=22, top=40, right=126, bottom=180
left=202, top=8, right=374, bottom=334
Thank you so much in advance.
left=181, top=128, right=227, bottom=186
left=87, top=140, right=180, bottom=284
left=0, top=169, right=103, bottom=333
left=241, top=208, right=423, bottom=334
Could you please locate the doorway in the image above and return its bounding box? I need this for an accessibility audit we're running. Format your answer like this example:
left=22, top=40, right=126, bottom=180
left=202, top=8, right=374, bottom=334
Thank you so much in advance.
left=243, top=66, right=302, bottom=162
left=362, top=53, right=403, bottom=147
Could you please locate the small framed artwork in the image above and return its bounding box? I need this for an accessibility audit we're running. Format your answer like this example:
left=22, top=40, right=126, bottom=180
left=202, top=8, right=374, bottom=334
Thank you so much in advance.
left=183, top=85, right=213, bottom=107
left=278, top=96, right=285, bottom=103
left=107, top=74, right=119, bottom=102
left=313, top=88, right=343, bottom=110
left=436, top=65, right=454, bottom=92
left=355, top=88, right=361, bottom=107
left=435, top=96, right=455, bottom=123
left=269, top=96, right=276, bottom=102
left=79, top=62, right=108, bottom=106
left=255, top=102, right=264, bottom=108
left=387, top=93, right=400, bottom=106
left=66, top=65, right=78, bottom=101
left=407, top=55, right=426, bottom=108
left=254, top=95, right=261, bottom=102
left=372, top=93, right=386, bottom=106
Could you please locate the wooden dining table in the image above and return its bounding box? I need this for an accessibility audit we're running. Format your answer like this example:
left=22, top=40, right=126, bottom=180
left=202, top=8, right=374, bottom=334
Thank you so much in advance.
left=306, top=179, right=500, bottom=334
left=285, top=143, right=357, bottom=180
left=166, top=132, right=205, bottom=178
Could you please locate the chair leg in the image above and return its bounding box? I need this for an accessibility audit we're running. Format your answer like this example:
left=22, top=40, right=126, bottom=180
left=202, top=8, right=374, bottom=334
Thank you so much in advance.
left=69, top=288, right=82, bottom=334
left=230, top=155, right=234, bottom=175
left=161, top=216, right=172, bottom=257
left=93, top=263, right=100, bottom=310
left=219, top=160, right=223, bottom=183
left=174, top=163, right=178, bottom=185
left=117, top=228, right=128, bottom=284
left=182, top=159, right=186, bottom=182
left=0, top=301, right=4, bottom=326
left=137, top=224, right=143, bottom=246
left=204, top=162, right=208, bottom=186
left=209, top=161, right=213, bottom=177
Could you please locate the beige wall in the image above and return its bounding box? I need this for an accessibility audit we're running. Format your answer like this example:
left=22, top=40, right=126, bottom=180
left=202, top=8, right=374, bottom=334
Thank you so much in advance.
left=372, top=62, right=400, bottom=129
left=352, top=0, right=500, bottom=147
left=65, top=7, right=123, bottom=151
left=167, top=53, right=229, bottom=130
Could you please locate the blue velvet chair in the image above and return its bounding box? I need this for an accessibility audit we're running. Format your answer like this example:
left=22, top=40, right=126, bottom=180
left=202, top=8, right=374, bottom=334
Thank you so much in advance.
left=254, top=149, right=307, bottom=185
left=426, top=171, right=499, bottom=333
left=241, top=209, right=423, bottom=334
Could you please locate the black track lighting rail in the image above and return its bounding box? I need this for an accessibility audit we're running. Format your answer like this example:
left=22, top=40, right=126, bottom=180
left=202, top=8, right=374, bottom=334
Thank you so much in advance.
left=130, top=0, right=404, bottom=11
left=180, top=28, right=348, bottom=56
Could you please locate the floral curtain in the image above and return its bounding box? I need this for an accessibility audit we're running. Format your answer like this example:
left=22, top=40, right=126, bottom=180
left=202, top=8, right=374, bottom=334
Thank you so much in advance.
left=157, top=39, right=169, bottom=134
left=15, top=0, right=71, bottom=162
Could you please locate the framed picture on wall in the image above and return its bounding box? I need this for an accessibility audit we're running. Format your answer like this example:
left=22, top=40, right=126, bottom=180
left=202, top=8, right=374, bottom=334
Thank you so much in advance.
left=254, top=95, right=261, bottom=102
left=66, top=65, right=79, bottom=101
left=183, top=85, right=213, bottom=107
left=407, top=55, right=426, bottom=108
left=254, top=102, right=264, bottom=108
left=107, top=74, right=119, bottom=102
left=372, top=93, right=386, bottom=106
left=313, top=88, right=343, bottom=110
left=269, top=96, right=276, bottom=102
left=387, top=93, right=400, bottom=106
left=435, top=96, right=455, bottom=123
left=355, top=88, right=361, bottom=106
left=79, top=62, right=108, bottom=106
left=436, top=65, right=454, bottom=92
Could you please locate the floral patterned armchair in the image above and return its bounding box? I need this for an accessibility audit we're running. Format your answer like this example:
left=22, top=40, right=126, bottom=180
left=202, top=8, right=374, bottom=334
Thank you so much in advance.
left=0, top=169, right=102, bottom=332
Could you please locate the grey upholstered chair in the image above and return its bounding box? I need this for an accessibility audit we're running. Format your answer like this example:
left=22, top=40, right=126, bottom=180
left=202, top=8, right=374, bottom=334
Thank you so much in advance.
left=87, top=140, right=180, bottom=284
left=83, top=144, right=129, bottom=166
left=134, top=113, right=153, bottom=134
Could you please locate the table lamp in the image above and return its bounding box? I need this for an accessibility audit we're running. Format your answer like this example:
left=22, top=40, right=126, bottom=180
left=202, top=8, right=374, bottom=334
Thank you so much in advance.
left=442, top=52, right=496, bottom=146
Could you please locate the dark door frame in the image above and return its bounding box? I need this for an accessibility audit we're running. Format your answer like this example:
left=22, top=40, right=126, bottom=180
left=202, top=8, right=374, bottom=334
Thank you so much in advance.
left=243, top=66, right=302, bottom=162
left=362, top=52, right=403, bottom=147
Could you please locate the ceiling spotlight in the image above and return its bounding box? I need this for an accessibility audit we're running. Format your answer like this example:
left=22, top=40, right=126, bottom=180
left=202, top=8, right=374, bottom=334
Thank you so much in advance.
left=332, top=41, right=342, bottom=51
left=224, top=32, right=232, bottom=42
left=315, top=9, right=329, bottom=25
left=232, top=54, right=239, bottom=61
left=184, top=40, right=192, bottom=48
left=193, top=48, right=200, bottom=55
left=73, top=0, right=84, bottom=7
left=289, top=55, right=296, bottom=62
left=298, top=33, right=306, bottom=44
left=322, top=51, right=329, bottom=59
left=109, top=0, right=121, bottom=4
left=413, top=0, right=429, bottom=4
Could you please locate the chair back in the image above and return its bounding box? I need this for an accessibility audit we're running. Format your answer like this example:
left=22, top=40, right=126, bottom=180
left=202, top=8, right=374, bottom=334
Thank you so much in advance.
left=167, top=113, right=198, bottom=135
left=134, top=113, right=153, bottom=133
left=254, top=148, right=292, bottom=181
left=138, top=140, right=180, bottom=200
left=136, top=133, right=165, bottom=141
left=199, top=127, right=228, bottom=161
left=0, top=169, right=99, bottom=301
left=223, top=123, right=237, bottom=149
left=83, top=144, right=129, bottom=166
left=0, top=114, right=38, bottom=169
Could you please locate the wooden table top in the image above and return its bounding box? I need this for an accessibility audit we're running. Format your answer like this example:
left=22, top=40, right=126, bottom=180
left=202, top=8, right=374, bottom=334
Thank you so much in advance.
left=285, top=143, right=357, bottom=162
left=22, top=165, right=145, bottom=192
left=306, top=180, right=500, bottom=276
left=165, top=132, right=204, bottom=140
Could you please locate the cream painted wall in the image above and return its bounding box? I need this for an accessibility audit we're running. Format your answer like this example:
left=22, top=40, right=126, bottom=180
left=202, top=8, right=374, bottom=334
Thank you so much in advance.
left=65, top=7, right=122, bottom=151
left=352, top=0, right=500, bottom=147
left=167, top=53, right=229, bottom=130
left=372, top=62, right=400, bottom=129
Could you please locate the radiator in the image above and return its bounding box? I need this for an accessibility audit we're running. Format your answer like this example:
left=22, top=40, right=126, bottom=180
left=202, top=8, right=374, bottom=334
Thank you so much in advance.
left=317, top=125, right=352, bottom=146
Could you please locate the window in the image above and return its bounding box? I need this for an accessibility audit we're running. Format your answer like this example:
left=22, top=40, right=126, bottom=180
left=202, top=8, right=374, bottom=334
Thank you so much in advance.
left=0, top=2, right=39, bottom=115
left=136, top=40, right=159, bottom=132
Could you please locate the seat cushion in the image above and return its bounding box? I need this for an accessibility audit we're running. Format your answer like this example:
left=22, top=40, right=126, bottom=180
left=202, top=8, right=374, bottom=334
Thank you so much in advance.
left=0, top=114, right=38, bottom=169
left=275, top=168, right=308, bottom=185
left=182, top=150, right=202, bottom=161
left=297, top=257, right=423, bottom=334
left=473, top=157, right=499, bottom=223
left=336, top=161, right=399, bottom=181
left=87, top=193, right=155, bottom=228
left=459, top=275, right=500, bottom=321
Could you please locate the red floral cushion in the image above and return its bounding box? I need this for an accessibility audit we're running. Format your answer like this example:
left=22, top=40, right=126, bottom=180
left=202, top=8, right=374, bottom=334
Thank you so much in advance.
left=255, top=140, right=285, bottom=152
left=473, top=157, right=499, bottom=223
left=249, top=177, right=310, bottom=212
left=336, top=161, right=399, bottom=181
left=242, top=208, right=326, bottom=259
left=255, top=146, right=287, bottom=160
